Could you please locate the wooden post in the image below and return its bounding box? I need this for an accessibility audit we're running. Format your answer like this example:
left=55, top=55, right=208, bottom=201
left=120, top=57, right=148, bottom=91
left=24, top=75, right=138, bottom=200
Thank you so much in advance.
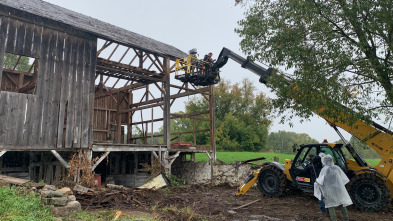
left=121, top=153, right=126, bottom=175
left=39, top=152, right=44, bottom=182
left=116, top=92, right=122, bottom=143
left=209, top=85, right=216, bottom=162
left=162, top=57, right=171, bottom=175
left=134, top=151, right=138, bottom=187
left=127, top=92, right=133, bottom=144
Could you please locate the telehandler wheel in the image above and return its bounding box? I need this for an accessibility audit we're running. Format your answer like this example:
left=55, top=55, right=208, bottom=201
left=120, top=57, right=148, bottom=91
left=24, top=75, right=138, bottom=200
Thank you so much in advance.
left=348, top=173, right=390, bottom=211
left=257, top=165, right=287, bottom=197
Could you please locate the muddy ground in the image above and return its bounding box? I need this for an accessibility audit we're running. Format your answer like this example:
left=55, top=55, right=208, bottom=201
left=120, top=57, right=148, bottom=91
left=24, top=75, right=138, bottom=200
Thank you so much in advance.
left=76, top=184, right=393, bottom=221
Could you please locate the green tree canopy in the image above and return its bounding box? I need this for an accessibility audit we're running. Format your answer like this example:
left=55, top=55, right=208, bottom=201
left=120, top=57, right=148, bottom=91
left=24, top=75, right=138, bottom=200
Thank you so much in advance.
left=236, top=0, right=393, bottom=125
left=266, top=130, right=318, bottom=154
left=172, top=79, right=272, bottom=151
left=337, top=136, right=380, bottom=159
left=3, top=53, right=30, bottom=72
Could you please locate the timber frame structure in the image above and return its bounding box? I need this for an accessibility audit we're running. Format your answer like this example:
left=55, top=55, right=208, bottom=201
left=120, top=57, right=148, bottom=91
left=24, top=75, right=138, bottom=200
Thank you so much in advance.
left=0, top=0, right=216, bottom=186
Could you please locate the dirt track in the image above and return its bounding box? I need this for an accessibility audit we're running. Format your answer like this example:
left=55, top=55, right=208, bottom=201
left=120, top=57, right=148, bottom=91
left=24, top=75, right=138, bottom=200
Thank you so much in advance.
left=77, top=184, right=393, bottom=221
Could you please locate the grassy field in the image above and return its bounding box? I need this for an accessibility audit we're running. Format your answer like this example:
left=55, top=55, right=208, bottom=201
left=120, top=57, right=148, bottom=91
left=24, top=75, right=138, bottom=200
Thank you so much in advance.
left=0, top=186, right=55, bottom=221
left=0, top=186, right=145, bottom=221
left=193, top=152, right=380, bottom=166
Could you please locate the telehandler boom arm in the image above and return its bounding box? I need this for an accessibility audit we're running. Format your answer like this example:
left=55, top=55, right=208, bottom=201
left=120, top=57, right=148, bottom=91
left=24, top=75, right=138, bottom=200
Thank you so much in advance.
left=212, top=48, right=393, bottom=173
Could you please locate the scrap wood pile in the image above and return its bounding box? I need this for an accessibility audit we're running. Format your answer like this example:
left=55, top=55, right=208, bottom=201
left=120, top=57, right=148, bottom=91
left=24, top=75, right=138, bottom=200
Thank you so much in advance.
left=74, top=186, right=155, bottom=210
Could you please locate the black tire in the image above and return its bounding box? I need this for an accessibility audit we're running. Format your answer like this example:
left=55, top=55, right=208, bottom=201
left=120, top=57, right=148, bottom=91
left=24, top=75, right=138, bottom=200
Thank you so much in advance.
left=257, top=165, right=287, bottom=197
left=348, top=173, right=390, bottom=211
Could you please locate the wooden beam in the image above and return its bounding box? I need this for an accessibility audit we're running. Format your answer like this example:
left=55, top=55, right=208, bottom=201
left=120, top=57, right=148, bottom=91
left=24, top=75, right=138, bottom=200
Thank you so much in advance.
left=120, top=87, right=209, bottom=113
left=130, top=129, right=210, bottom=140
left=92, top=145, right=167, bottom=152
left=94, top=82, right=145, bottom=100
left=0, top=151, right=7, bottom=158
left=92, top=151, right=110, bottom=170
left=97, top=58, right=163, bottom=79
left=170, top=84, right=209, bottom=95
left=50, top=150, right=70, bottom=169
left=2, top=69, right=34, bottom=77
left=97, top=41, right=113, bottom=56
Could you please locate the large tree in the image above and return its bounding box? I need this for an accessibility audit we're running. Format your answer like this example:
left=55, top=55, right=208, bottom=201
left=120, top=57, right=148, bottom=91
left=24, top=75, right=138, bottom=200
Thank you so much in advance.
left=267, top=130, right=318, bottom=153
left=236, top=0, right=393, bottom=125
left=172, top=79, right=272, bottom=151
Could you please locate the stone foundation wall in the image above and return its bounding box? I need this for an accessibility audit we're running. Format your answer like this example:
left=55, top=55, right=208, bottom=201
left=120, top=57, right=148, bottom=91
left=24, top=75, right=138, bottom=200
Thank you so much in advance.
left=172, top=160, right=255, bottom=186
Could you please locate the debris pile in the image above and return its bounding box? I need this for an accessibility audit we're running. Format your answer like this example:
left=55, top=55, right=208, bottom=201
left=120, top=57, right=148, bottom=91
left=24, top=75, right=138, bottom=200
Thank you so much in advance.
left=75, top=185, right=153, bottom=210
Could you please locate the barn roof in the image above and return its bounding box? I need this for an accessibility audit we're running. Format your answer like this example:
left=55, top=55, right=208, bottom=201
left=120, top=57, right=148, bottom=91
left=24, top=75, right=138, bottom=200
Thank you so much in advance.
left=0, top=0, right=187, bottom=59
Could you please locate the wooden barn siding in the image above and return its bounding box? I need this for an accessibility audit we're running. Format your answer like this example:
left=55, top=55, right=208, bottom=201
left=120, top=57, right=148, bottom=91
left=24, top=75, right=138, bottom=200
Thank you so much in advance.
left=93, top=93, right=128, bottom=142
left=0, top=16, right=96, bottom=149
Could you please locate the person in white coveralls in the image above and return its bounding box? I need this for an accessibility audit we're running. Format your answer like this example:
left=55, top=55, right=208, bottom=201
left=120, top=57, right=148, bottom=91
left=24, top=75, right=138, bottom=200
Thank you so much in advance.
left=314, top=154, right=352, bottom=221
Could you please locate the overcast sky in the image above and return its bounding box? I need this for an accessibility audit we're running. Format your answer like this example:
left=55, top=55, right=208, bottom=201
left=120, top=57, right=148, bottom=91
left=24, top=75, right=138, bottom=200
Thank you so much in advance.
left=44, top=0, right=353, bottom=142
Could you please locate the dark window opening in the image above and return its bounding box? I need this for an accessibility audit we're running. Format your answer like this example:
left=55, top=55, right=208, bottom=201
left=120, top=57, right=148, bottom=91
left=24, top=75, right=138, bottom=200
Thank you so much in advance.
left=1, top=53, right=38, bottom=94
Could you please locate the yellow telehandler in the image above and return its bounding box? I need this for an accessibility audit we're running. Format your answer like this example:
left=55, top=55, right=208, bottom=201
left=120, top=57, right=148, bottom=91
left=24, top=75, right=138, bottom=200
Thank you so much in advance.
left=175, top=48, right=393, bottom=211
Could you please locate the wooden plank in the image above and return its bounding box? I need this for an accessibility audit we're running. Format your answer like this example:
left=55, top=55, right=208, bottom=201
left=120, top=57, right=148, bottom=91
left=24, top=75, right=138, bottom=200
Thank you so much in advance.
left=230, top=199, right=261, bottom=211
left=32, top=24, right=43, bottom=58
left=29, top=28, right=50, bottom=147
left=64, top=37, right=79, bottom=148
left=6, top=19, right=16, bottom=53
left=14, top=94, right=27, bottom=147
left=49, top=32, right=66, bottom=148
left=87, top=39, right=97, bottom=147
left=56, top=34, right=71, bottom=148
left=5, top=93, right=19, bottom=147
left=81, top=40, right=92, bottom=148
left=73, top=38, right=85, bottom=148
left=22, top=94, right=34, bottom=145
left=26, top=25, right=43, bottom=146
left=0, top=92, right=10, bottom=146
left=0, top=16, right=9, bottom=85
left=15, top=20, right=26, bottom=56
left=22, top=22, right=34, bottom=57
left=51, top=37, right=64, bottom=143
left=41, top=30, right=57, bottom=147
left=0, top=174, right=29, bottom=186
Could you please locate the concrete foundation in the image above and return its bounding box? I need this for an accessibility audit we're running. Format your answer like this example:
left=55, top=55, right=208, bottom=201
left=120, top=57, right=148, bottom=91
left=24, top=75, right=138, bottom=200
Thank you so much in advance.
left=172, top=159, right=255, bottom=186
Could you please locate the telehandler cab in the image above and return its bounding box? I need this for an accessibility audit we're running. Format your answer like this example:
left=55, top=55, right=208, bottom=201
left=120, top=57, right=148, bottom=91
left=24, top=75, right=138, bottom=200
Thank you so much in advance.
left=175, top=48, right=393, bottom=211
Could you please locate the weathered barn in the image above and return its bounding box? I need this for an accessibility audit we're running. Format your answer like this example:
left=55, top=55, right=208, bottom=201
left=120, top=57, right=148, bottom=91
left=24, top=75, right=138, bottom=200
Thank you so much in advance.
left=0, top=0, right=216, bottom=186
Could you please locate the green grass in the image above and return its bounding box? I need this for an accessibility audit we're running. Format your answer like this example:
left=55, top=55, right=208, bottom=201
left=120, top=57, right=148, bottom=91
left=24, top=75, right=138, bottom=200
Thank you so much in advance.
left=0, top=186, right=150, bottom=221
left=365, top=159, right=381, bottom=166
left=193, top=151, right=380, bottom=166
left=193, top=152, right=295, bottom=164
left=0, top=186, right=55, bottom=221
